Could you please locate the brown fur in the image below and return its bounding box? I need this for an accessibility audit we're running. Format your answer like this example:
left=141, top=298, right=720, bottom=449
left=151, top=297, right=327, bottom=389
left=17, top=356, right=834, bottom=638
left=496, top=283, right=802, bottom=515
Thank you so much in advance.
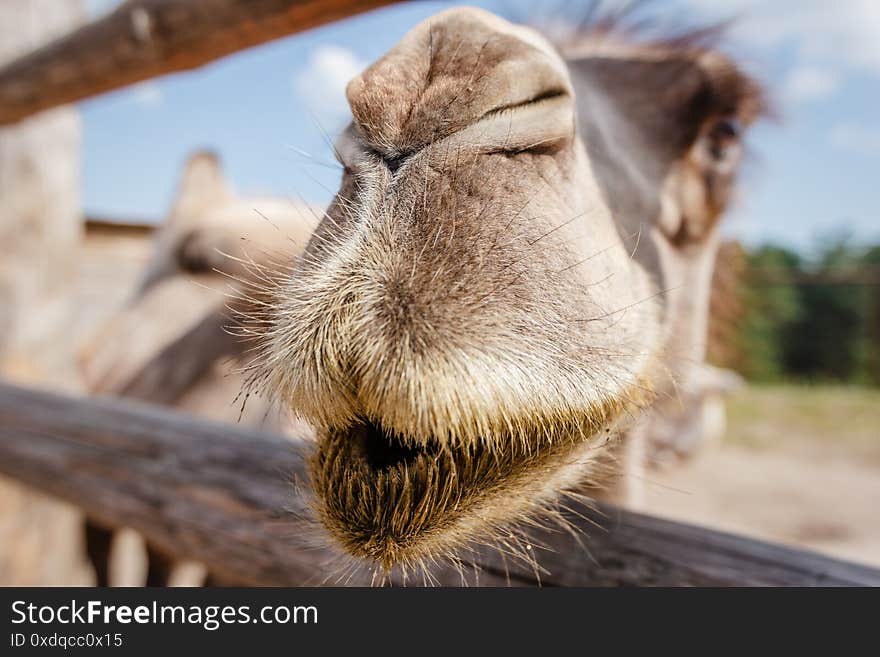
left=240, top=7, right=765, bottom=575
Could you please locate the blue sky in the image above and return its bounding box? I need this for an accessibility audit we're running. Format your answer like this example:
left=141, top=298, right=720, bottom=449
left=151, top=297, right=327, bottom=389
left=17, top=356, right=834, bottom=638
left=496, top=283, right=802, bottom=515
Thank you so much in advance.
left=81, top=0, right=880, bottom=253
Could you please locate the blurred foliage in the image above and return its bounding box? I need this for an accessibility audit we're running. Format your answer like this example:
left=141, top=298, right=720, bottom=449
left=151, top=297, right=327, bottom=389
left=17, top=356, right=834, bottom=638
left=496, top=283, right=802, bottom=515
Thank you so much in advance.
left=714, top=238, right=880, bottom=386
left=738, top=246, right=803, bottom=381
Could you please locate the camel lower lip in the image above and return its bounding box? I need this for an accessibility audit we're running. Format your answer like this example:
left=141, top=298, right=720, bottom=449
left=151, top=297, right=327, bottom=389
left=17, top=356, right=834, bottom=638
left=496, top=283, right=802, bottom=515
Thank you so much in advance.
left=310, top=420, right=470, bottom=568
left=307, top=402, right=628, bottom=570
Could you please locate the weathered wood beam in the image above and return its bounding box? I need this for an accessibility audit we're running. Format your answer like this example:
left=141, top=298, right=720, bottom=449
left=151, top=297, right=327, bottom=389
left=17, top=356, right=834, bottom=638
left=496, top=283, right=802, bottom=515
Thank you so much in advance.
left=0, top=0, right=398, bottom=125
left=0, top=381, right=878, bottom=586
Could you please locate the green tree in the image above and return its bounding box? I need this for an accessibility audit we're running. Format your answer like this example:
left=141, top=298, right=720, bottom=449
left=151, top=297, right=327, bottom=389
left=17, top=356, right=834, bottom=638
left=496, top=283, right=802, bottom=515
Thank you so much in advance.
left=733, top=239, right=880, bottom=386
left=782, top=239, right=863, bottom=382
left=738, top=245, right=802, bottom=381
left=858, top=245, right=880, bottom=385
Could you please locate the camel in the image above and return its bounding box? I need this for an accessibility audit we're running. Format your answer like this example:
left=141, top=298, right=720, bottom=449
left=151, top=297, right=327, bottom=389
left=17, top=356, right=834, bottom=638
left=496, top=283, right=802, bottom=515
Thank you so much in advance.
left=78, top=150, right=316, bottom=585
left=234, top=7, right=766, bottom=575
left=80, top=149, right=316, bottom=419
left=78, top=7, right=763, bottom=583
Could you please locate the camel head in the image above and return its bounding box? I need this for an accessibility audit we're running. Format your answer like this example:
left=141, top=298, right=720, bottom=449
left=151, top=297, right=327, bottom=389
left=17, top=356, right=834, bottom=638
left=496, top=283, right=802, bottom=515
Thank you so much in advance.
left=135, top=150, right=314, bottom=299
left=245, top=7, right=764, bottom=573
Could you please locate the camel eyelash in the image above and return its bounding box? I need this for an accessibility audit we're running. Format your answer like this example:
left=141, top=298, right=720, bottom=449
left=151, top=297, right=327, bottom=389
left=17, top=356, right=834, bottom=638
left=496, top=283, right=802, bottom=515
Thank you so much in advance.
left=486, top=136, right=568, bottom=158
left=484, top=87, right=569, bottom=118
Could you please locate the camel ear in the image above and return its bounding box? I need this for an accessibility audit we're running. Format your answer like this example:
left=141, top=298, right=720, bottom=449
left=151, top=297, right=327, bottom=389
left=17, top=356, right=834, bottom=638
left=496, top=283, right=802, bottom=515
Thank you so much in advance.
left=168, top=150, right=232, bottom=222
left=567, top=50, right=765, bottom=242
left=569, top=53, right=763, bottom=173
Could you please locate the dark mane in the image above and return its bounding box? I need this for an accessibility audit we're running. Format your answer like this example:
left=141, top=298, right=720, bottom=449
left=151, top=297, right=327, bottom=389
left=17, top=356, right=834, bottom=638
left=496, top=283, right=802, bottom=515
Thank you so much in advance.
left=500, top=0, right=770, bottom=122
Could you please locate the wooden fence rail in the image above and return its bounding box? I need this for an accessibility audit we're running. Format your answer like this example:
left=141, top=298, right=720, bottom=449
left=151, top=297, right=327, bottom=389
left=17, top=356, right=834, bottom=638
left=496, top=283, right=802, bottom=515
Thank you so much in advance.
left=0, top=0, right=397, bottom=125
left=1, top=381, right=878, bottom=586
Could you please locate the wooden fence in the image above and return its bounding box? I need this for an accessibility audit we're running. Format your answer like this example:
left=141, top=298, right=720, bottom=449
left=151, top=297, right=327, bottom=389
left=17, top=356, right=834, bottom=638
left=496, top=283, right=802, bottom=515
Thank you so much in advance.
left=2, top=382, right=878, bottom=586
left=0, top=0, right=396, bottom=125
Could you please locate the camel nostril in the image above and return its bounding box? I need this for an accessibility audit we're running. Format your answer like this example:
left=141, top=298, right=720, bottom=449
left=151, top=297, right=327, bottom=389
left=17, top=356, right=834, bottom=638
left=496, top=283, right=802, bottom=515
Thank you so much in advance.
left=382, top=152, right=409, bottom=175
left=355, top=420, right=424, bottom=470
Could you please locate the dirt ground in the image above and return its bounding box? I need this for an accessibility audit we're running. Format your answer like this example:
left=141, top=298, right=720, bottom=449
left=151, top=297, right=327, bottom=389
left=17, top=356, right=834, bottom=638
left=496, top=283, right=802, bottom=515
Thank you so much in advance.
left=642, top=385, right=880, bottom=568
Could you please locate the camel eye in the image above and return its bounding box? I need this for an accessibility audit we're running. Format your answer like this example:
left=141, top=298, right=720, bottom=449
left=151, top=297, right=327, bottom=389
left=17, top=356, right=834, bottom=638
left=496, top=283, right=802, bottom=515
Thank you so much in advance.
left=707, top=118, right=741, bottom=161
left=177, top=231, right=215, bottom=273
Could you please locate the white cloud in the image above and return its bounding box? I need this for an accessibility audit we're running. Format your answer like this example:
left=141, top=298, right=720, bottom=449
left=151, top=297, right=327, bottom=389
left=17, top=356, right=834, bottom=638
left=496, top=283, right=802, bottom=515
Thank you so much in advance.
left=293, top=45, right=367, bottom=128
left=130, top=81, right=163, bottom=107
left=829, top=123, right=880, bottom=155
left=781, top=67, right=838, bottom=103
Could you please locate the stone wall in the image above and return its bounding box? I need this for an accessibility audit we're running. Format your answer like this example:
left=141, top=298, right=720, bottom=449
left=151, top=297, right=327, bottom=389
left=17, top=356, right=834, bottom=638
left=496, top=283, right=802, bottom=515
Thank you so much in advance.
left=0, top=0, right=91, bottom=586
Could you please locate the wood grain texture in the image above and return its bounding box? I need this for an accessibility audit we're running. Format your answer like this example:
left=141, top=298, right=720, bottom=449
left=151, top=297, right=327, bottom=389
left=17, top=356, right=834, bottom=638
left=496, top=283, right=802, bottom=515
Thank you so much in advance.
left=1, top=381, right=878, bottom=586
left=0, top=0, right=397, bottom=125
